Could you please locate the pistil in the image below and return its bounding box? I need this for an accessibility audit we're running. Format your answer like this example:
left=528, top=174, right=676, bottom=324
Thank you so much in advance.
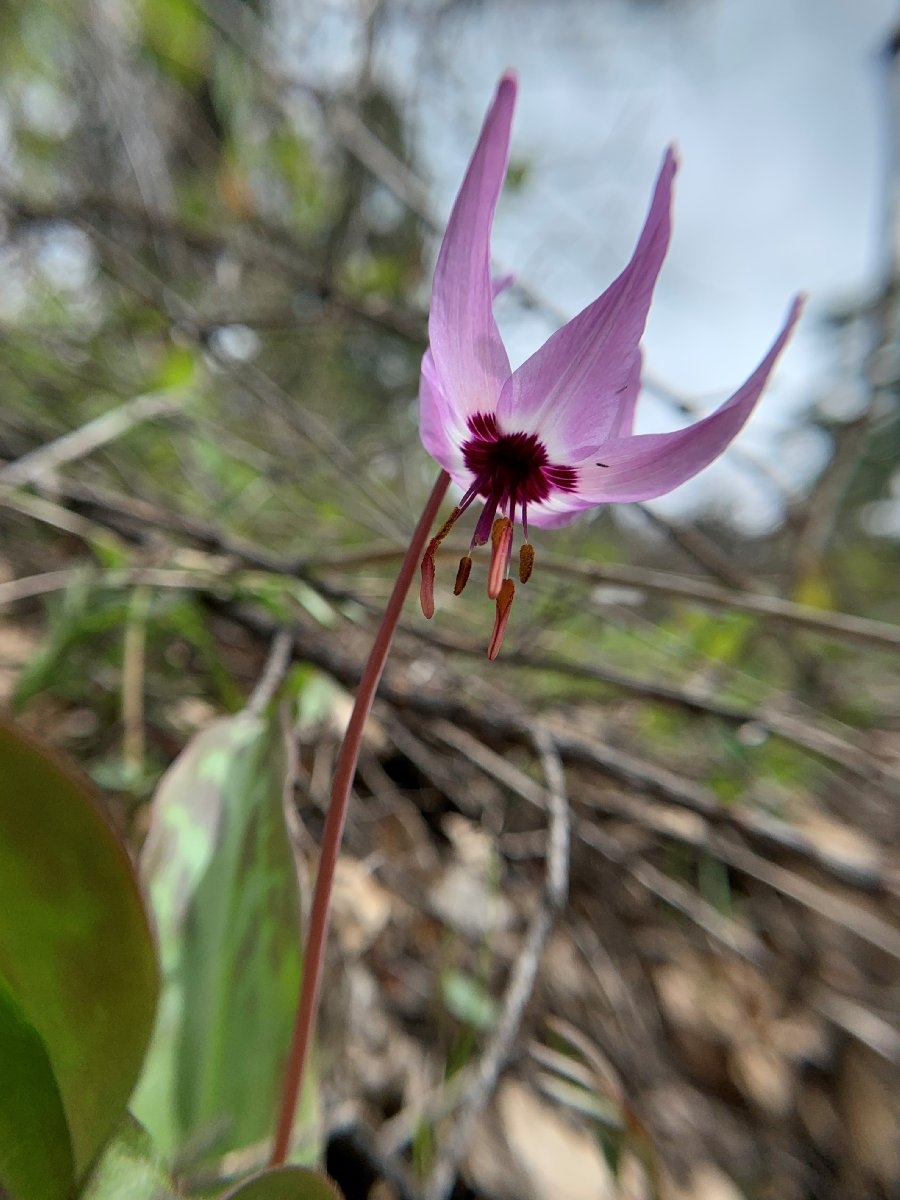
left=488, top=517, right=514, bottom=599
left=488, top=578, right=516, bottom=660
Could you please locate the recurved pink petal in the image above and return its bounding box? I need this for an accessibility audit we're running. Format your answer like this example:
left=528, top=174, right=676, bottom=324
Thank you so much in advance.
left=419, top=349, right=467, bottom=475
left=522, top=497, right=588, bottom=529
left=497, top=148, right=677, bottom=459
left=571, top=295, right=805, bottom=504
left=428, top=75, right=517, bottom=421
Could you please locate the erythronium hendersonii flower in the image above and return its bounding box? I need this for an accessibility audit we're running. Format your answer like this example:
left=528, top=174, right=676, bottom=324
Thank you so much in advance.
left=419, top=72, right=804, bottom=659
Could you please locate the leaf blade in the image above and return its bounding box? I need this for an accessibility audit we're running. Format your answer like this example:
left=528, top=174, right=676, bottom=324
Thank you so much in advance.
left=0, top=718, right=160, bottom=1177
left=0, top=976, right=75, bottom=1200
left=221, top=1167, right=343, bottom=1200
left=134, top=710, right=313, bottom=1161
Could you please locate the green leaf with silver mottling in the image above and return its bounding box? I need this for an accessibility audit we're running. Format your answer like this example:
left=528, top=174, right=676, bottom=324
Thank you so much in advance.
left=221, top=1167, right=342, bottom=1200
left=81, top=1114, right=179, bottom=1200
left=132, top=709, right=314, bottom=1162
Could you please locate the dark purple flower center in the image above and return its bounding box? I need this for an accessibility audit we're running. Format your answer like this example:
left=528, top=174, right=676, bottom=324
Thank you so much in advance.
left=419, top=413, right=579, bottom=654
left=461, top=412, right=578, bottom=523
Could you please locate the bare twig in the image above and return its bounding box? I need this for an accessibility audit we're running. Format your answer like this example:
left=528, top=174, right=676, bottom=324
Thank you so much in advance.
left=11, top=470, right=895, bottom=802
left=1, top=190, right=425, bottom=342
left=544, top=553, right=900, bottom=652
left=121, top=585, right=151, bottom=773
left=220, top=598, right=898, bottom=899
left=16, top=444, right=900, bottom=657
left=635, top=506, right=758, bottom=590
left=246, top=630, right=294, bottom=716
left=423, top=729, right=569, bottom=1200
left=0, top=389, right=188, bottom=486
left=712, top=835, right=900, bottom=962
left=416, top=628, right=898, bottom=794
left=814, top=989, right=900, bottom=1063
left=0, top=566, right=235, bottom=608
left=627, top=860, right=768, bottom=965
left=0, top=489, right=126, bottom=544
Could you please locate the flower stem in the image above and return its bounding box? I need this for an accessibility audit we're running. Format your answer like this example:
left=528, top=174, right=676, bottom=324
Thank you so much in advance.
left=269, top=470, right=451, bottom=1165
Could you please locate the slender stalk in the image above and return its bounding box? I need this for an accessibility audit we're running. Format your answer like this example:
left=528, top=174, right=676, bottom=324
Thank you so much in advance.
left=270, top=470, right=450, bottom=1165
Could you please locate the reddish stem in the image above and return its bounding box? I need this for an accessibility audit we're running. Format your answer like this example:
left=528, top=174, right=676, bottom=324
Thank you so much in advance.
left=270, top=470, right=451, bottom=1165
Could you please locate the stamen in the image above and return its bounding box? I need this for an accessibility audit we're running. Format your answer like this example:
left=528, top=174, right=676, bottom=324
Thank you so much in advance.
left=419, top=505, right=465, bottom=619
left=454, top=555, right=473, bottom=595
left=488, top=517, right=513, bottom=599
left=426, top=414, right=579, bottom=654
left=432, top=505, right=463, bottom=546
left=487, top=579, right=515, bottom=660
left=519, top=542, right=535, bottom=584
left=472, top=492, right=501, bottom=546
left=420, top=542, right=437, bottom=619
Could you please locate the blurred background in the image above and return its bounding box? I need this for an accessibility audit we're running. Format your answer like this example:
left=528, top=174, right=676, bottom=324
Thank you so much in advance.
left=1, top=1, right=899, bottom=1198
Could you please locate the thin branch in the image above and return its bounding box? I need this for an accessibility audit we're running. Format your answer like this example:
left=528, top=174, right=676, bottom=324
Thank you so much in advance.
left=0, top=389, right=188, bottom=486
left=635, top=506, right=758, bottom=590
left=422, top=728, right=570, bottom=1200
left=544, top=553, right=900, bottom=652
left=813, top=988, right=900, bottom=1064
left=246, top=630, right=294, bottom=716
left=627, top=860, right=768, bottom=965
left=1, top=190, right=425, bottom=342
left=0, top=566, right=234, bottom=607
left=55, top=209, right=411, bottom=542
left=121, top=585, right=151, bottom=774
left=712, top=835, right=900, bottom=962
left=413, top=628, right=898, bottom=794
left=0, top=489, right=126, bottom=544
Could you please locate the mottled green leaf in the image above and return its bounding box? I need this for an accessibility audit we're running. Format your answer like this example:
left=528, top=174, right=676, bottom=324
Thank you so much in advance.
left=133, top=710, right=313, bottom=1161
left=81, top=1114, right=179, bottom=1200
left=221, top=1167, right=342, bottom=1200
left=0, top=718, right=159, bottom=1179
left=0, top=976, right=74, bottom=1200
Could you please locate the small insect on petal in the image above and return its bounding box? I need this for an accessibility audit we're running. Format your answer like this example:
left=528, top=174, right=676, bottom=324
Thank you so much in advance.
left=488, top=578, right=515, bottom=660
left=518, top=542, right=535, bottom=584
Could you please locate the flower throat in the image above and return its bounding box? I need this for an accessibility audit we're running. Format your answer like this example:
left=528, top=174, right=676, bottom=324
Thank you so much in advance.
left=419, top=412, right=577, bottom=658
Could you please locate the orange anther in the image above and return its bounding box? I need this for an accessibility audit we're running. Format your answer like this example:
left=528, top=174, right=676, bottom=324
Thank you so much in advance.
left=420, top=545, right=436, bottom=619
left=454, top=555, right=473, bottom=595
left=518, top=542, right=535, bottom=584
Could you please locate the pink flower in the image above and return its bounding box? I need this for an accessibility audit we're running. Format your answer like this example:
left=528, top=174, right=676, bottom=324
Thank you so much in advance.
left=419, top=73, right=803, bottom=658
